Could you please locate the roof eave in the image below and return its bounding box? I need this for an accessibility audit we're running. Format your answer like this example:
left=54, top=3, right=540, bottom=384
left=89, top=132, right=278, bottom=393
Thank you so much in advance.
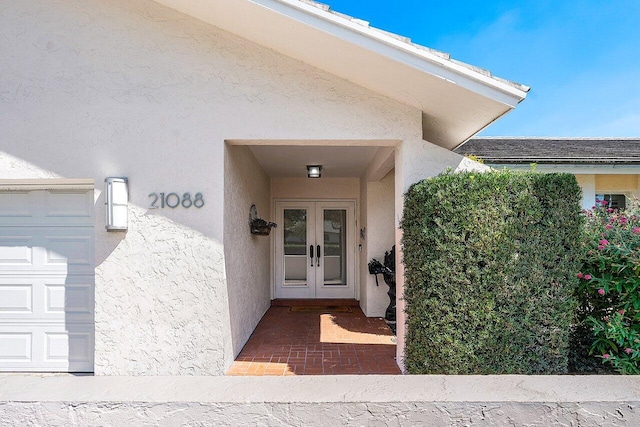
left=153, top=0, right=529, bottom=147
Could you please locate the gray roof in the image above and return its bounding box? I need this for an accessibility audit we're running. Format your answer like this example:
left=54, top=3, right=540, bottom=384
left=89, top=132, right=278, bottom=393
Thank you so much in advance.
left=455, top=137, right=640, bottom=164
left=298, top=0, right=529, bottom=93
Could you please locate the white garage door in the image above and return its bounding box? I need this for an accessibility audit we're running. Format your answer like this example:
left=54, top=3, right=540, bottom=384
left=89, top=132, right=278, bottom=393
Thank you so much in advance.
left=0, top=187, right=94, bottom=372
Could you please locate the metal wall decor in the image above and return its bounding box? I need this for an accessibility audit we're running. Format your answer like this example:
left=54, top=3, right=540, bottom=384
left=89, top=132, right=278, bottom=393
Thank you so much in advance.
left=249, top=204, right=277, bottom=236
left=368, top=245, right=396, bottom=334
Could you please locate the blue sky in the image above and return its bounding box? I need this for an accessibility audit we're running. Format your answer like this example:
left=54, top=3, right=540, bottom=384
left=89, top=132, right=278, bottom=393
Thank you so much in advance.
left=324, top=0, right=640, bottom=137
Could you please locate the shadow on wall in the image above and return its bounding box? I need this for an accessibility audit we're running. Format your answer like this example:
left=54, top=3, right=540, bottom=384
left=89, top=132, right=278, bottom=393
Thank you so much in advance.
left=93, top=202, right=233, bottom=375
left=0, top=183, right=235, bottom=375
left=0, top=189, right=94, bottom=373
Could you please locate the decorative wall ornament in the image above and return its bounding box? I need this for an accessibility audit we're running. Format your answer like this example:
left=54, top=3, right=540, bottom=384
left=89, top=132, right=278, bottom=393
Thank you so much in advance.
left=249, top=204, right=277, bottom=236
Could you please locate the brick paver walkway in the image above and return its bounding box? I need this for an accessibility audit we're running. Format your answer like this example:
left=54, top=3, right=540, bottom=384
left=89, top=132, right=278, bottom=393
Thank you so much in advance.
left=226, top=306, right=400, bottom=376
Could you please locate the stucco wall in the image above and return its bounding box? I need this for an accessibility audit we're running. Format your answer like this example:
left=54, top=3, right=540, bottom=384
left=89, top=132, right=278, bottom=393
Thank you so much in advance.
left=361, top=170, right=395, bottom=317
left=0, top=0, right=421, bottom=374
left=2, top=376, right=640, bottom=426
left=358, top=175, right=369, bottom=313
left=224, top=146, right=271, bottom=360
left=596, top=174, right=640, bottom=195
left=575, top=174, right=640, bottom=209
left=270, top=178, right=360, bottom=201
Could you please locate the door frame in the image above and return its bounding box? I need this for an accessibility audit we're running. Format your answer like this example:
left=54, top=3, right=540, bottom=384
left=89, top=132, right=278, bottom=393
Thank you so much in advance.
left=273, top=199, right=357, bottom=300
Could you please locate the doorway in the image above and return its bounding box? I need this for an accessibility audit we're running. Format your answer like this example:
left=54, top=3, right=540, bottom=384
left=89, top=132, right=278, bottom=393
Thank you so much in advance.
left=274, top=200, right=355, bottom=299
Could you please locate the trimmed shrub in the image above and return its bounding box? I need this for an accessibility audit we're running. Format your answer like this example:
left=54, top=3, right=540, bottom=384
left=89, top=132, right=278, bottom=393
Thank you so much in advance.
left=401, top=170, right=583, bottom=374
left=571, top=201, right=640, bottom=374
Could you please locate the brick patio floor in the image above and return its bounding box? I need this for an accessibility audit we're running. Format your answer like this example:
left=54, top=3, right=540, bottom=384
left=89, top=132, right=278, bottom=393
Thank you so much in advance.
left=226, top=306, right=400, bottom=376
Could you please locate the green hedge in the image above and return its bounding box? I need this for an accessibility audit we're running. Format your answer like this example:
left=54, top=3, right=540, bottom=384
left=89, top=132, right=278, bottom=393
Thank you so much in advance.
left=401, top=170, right=583, bottom=374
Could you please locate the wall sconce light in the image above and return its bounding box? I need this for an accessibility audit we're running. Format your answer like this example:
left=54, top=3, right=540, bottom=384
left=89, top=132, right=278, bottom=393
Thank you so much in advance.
left=307, top=165, right=322, bottom=178
left=105, top=177, right=128, bottom=231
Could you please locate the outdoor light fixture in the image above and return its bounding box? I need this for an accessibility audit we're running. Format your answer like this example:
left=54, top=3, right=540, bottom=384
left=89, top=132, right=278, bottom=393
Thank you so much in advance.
left=307, top=165, right=322, bottom=178
left=105, top=177, right=128, bottom=231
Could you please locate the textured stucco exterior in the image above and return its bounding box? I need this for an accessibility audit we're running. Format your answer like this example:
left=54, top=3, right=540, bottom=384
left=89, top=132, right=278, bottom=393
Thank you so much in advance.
left=224, top=146, right=271, bottom=359
left=0, top=0, right=431, bottom=374
left=360, top=170, right=395, bottom=317
left=1, top=375, right=639, bottom=426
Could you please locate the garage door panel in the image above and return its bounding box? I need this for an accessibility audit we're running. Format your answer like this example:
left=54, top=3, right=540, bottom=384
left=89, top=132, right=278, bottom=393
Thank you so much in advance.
left=0, top=284, right=33, bottom=314
left=43, top=234, right=93, bottom=272
left=44, top=190, right=93, bottom=220
left=0, top=190, right=93, bottom=226
left=45, top=330, right=92, bottom=365
left=0, top=235, right=35, bottom=267
left=0, top=228, right=93, bottom=274
left=0, top=191, right=33, bottom=219
left=0, top=325, right=94, bottom=372
left=0, top=188, right=94, bottom=372
left=0, top=276, right=93, bottom=321
left=45, top=281, right=93, bottom=318
left=0, top=332, right=32, bottom=363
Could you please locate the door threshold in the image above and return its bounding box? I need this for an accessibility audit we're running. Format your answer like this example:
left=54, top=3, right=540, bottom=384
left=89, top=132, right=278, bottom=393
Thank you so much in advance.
left=271, top=298, right=359, bottom=307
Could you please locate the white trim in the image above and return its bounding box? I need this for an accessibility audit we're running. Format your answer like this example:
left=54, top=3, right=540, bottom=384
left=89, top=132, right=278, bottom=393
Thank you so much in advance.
left=225, top=139, right=401, bottom=147
left=252, top=0, right=528, bottom=105
left=491, top=164, right=640, bottom=175
left=0, top=179, right=95, bottom=191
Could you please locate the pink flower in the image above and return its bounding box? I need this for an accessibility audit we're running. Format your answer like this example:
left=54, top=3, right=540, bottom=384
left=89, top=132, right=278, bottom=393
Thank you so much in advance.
left=603, top=353, right=610, bottom=359
left=599, top=239, right=609, bottom=246
left=598, top=245, right=605, bottom=250
left=605, top=224, right=613, bottom=230
left=633, top=227, right=640, bottom=234
left=585, top=274, right=592, bottom=280
left=597, top=288, right=605, bottom=295
left=620, top=217, right=628, bottom=224
left=577, top=272, right=584, bottom=279
left=607, top=208, right=614, bottom=213
left=625, top=348, right=633, bottom=354
left=618, top=309, right=625, bottom=315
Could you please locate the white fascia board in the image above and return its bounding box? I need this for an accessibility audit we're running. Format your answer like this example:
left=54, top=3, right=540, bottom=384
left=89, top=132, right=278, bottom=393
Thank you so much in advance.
left=255, top=0, right=528, bottom=107
left=490, top=163, right=640, bottom=175
left=0, top=179, right=95, bottom=191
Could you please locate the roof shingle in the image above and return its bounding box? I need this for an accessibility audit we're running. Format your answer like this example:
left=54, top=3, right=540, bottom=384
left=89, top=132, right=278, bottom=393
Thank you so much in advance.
left=456, top=137, right=640, bottom=164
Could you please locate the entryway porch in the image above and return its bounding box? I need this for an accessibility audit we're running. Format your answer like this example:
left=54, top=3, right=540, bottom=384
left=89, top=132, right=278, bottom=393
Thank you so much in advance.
left=226, top=300, right=399, bottom=376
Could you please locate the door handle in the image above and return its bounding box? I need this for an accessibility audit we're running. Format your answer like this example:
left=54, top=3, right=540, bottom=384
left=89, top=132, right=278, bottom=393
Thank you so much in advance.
left=310, top=245, right=314, bottom=267
left=316, top=244, right=321, bottom=267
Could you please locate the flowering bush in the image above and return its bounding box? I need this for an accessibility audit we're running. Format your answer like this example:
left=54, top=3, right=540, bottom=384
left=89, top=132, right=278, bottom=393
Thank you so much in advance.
left=574, top=199, right=640, bottom=374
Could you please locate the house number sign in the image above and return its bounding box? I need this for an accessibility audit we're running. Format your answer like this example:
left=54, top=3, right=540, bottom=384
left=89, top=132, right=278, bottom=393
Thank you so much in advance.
left=149, top=192, right=205, bottom=209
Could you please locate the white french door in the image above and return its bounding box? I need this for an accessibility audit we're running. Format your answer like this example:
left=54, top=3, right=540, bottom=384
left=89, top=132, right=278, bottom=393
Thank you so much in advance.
left=274, top=200, right=355, bottom=299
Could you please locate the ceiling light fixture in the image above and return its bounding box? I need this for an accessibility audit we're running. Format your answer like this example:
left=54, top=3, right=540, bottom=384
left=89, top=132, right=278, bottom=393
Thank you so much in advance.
left=306, top=165, right=322, bottom=178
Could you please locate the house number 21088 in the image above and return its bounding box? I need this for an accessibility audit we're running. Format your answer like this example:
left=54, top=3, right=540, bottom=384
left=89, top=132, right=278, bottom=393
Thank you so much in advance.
left=149, top=192, right=205, bottom=209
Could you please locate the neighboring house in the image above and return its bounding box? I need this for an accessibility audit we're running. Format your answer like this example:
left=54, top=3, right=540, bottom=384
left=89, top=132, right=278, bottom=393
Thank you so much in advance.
left=0, top=0, right=528, bottom=375
left=456, top=138, right=640, bottom=210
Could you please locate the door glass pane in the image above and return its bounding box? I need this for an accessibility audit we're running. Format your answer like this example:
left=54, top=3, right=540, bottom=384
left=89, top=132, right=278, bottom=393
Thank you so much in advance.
left=323, top=210, right=347, bottom=285
left=283, top=209, right=307, bottom=284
